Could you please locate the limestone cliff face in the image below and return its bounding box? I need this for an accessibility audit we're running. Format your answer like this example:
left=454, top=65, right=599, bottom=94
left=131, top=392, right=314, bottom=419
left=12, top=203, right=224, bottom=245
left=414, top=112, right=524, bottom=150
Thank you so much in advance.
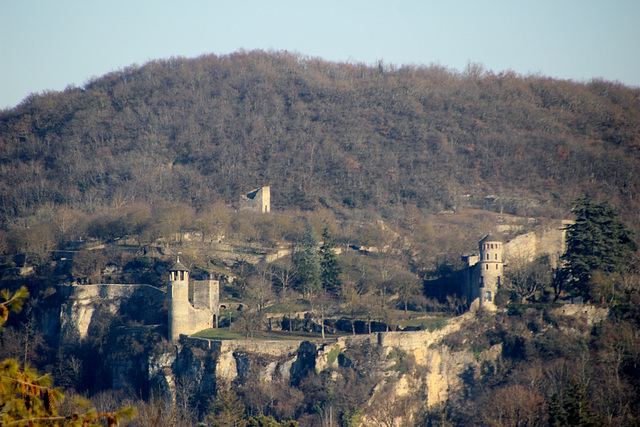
left=151, top=312, right=500, bottom=418
left=57, top=283, right=165, bottom=339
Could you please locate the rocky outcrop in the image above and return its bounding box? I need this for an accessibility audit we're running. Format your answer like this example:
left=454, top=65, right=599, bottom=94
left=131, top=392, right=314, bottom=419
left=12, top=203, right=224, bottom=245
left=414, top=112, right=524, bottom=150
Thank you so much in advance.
left=149, top=311, right=499, bottom=416
left=57, top=283, right=165, bottom=339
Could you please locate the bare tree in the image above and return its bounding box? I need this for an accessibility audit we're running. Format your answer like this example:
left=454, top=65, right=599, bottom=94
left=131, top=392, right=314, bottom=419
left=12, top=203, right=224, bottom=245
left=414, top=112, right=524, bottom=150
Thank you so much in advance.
left=392, top=269, right=422, bottom=314
left=507, top=254, right=552, bottom=303
left=246, top=266, right=275, bottom=312
left=273, top=262, right=295, bottom=295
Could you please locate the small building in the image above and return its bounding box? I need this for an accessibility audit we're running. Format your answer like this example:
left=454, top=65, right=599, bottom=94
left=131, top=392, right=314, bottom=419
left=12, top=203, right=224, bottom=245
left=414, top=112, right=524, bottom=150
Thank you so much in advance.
left=167, top=257, right=220, bottom=341
left=239, top=186, right=270, bottom=213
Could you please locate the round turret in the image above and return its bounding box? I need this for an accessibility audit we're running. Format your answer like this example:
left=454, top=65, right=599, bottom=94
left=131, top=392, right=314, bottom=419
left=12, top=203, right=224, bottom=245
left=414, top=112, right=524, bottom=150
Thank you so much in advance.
left=168, top=257, right=189, bottom=283
left=168, top=256, right=189, bottom=341
left=479, top=232, right=504, bottom=263
left=478, top=233, right=504, bottom=310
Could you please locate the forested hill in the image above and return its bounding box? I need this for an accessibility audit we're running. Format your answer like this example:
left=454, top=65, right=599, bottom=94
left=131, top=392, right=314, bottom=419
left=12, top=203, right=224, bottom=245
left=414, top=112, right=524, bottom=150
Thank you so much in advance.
left=2, top=50, right=640, bottom=228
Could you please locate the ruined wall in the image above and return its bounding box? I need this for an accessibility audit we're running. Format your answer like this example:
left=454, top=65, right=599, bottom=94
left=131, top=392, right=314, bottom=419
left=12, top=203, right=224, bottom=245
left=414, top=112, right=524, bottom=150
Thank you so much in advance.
left=192, top=279, right=219, bottom=311
left=503, top=220, right=570, bottom=267
left=239, top=186, right=270, bottom=213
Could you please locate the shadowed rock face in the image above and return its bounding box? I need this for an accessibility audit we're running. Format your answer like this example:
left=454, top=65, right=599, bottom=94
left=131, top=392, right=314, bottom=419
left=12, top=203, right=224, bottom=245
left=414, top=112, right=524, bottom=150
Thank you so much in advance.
left=57, top=283, right=165, bottom=339
left=289, top=341, right=318, bottom=385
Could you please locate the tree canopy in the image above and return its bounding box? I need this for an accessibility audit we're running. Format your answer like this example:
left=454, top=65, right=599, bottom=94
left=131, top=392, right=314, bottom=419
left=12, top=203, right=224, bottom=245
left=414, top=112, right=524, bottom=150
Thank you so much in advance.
left=1, top=51, right=640, bottom=230
left=562, top=196, right=637, bottom=299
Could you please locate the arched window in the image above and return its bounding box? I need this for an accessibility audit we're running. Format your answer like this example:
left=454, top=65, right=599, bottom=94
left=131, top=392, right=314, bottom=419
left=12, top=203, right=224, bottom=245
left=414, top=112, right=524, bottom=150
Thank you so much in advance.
left=486, top=264, right=489, bottom=270
left=486, top=291, right=492, bottom=301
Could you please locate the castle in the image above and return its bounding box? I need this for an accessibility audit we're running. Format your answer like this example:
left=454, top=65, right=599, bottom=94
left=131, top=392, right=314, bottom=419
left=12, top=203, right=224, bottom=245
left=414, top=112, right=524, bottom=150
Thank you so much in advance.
left=168, top=257, right=220, bottom=341
left=239, top=186, right=270, bottom=213
left=461, top=233, right=504, bottom=311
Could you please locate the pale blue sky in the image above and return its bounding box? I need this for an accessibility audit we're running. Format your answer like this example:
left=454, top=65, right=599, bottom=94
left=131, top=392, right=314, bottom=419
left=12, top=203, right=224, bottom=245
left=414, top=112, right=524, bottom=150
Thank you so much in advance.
left=1, top=0, right=639, bottom=110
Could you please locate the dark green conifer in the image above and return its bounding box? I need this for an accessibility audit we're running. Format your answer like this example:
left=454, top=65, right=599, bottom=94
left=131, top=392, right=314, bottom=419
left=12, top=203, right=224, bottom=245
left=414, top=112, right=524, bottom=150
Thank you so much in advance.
left=320, top=227, right=342, bottom=295
left=562, top=196, right=637, bottom=299
left=293, top=223, right=321, bottom=298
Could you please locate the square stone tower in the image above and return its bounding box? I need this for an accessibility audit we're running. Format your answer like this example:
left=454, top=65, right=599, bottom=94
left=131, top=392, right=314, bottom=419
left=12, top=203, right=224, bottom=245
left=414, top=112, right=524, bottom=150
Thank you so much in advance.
left=167, top=258, right=220, bottom=341
left=239, top=186, right=270, bottom=213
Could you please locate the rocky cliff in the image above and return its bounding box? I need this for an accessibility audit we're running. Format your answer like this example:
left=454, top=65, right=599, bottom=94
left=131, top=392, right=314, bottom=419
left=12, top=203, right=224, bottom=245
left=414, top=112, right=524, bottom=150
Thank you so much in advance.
left=56, top=283, right=166, bottom=339
left=145, top=312, right=501, bottom=425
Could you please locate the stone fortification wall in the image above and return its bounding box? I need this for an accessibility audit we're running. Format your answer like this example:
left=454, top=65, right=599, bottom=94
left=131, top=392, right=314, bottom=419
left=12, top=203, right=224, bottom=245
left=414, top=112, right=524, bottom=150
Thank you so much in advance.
left=185, top=336, right=302, bottom=355
left=550, top=304, right=609, bottom=324
left=58, top=283, right=165, bottom=339
left=503, top=220, right=570, bottom=267
left=376, top=312, right=470, bottom=352
left=192, top=279, right=219, bottom=310
left=264, top=248, right=292, bottom=263
left=177, top=313, right=477, bottom=408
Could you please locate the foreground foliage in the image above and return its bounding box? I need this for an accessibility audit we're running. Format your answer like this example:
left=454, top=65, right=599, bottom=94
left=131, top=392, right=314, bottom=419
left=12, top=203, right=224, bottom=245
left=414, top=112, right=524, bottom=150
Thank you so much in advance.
left=0, top=288, right=137, bottom=426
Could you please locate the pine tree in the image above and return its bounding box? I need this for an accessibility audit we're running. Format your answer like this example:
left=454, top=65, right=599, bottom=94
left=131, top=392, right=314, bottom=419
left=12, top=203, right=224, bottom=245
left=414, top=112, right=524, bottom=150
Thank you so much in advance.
left=320, top=227, right=342, bottom=295
left=562, top=197, right=637, bottom=300
left=293, top=223, right=321, bottom=298
left=564, top=381, right=599, bottom=426
left=208, top=385, right=247, bottom=427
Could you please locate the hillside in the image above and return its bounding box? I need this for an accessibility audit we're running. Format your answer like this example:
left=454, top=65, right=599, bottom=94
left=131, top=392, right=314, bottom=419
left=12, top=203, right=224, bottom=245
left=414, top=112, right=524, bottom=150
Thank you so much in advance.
left=1, top=50, right=640, bottom=231
left=1, top=48, right=640, bottom=424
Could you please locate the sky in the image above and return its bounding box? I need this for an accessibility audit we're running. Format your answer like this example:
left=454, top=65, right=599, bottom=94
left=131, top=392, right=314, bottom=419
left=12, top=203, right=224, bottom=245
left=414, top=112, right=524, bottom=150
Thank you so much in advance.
left=1, top=0, right=639, bottom=110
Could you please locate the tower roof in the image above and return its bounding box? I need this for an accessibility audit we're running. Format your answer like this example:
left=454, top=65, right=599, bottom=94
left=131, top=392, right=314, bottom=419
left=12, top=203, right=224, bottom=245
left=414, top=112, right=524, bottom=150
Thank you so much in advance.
left=168, top=257, right=188, bottom=272
left=479, top=232, right=504, bottom=244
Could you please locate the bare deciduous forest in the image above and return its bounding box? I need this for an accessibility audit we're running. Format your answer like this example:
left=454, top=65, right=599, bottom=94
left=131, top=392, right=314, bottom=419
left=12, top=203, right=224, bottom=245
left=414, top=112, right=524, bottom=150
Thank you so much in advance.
left=1, top=50, right=639, bottom=228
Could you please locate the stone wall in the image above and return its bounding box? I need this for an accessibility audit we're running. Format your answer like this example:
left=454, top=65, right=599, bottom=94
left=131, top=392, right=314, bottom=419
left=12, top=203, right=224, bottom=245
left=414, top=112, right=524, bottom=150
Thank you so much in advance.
left=503, top=220, right=571, bottom=267
left=175, top=313, right=482, bottom=408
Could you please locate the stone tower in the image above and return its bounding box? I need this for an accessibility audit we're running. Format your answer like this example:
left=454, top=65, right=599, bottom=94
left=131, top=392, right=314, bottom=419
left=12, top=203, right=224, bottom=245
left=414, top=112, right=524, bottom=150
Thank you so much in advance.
left=477, top=233, right=504, bottom=311
left=168, top=257, right=190, bottom=341
left=239, top=186, right=270, bottom=213
left=167, top=257, right=220, bottom=342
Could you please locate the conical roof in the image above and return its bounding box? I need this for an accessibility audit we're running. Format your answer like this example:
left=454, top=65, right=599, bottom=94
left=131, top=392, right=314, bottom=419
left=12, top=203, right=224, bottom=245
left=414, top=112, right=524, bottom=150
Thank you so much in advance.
left=168, top=256, right=188, bottom=271
left=479, top=232, right=504, bottom=244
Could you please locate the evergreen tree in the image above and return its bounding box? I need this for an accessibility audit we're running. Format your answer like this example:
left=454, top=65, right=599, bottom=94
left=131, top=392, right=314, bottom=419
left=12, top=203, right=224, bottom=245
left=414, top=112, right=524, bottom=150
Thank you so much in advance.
left=320, top=227, right=342, bottom=295
left=293, top=223, right=321, bottom=298
left=562, top=197, right=637, bottom=299
left=548, top=393, right=566, bottom=427
left=208, top=385, right=247, bottom=427
left=564, top=381, right=599, bottom=427
left=0, top=287, right=137, bottom=426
